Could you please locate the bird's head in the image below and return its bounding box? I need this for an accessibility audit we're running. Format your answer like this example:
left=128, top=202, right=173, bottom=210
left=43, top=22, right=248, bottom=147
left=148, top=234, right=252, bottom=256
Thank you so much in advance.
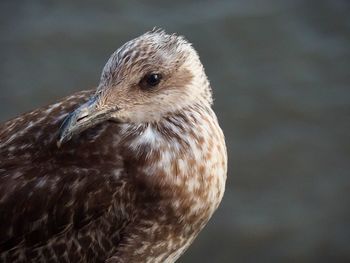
left=58, top=29, right=212, bottom=147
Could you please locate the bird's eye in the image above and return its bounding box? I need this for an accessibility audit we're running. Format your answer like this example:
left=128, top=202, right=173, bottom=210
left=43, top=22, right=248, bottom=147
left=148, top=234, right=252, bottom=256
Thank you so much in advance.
left=140, top=73, right=162, bottom=89
left=146, top=73, right=162, bottom=86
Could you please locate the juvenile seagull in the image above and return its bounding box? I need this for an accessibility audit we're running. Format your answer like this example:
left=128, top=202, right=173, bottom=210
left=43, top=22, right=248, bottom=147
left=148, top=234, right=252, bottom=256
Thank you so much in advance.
left=0, top=30, right=227, bottom=262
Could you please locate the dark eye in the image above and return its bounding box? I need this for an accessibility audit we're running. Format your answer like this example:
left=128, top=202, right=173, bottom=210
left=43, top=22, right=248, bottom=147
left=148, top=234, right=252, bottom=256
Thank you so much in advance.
left=140, top=73, right=162, bottom=89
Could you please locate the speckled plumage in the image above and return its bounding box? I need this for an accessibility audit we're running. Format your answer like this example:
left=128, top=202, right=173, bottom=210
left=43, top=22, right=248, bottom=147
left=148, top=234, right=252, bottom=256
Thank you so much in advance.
left=0, top=30, right=227, bottom=262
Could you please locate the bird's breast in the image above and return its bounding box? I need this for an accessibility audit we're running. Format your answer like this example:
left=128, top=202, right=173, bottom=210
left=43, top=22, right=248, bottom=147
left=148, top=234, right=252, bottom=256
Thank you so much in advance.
left=121, top=106, right=227, bottom=233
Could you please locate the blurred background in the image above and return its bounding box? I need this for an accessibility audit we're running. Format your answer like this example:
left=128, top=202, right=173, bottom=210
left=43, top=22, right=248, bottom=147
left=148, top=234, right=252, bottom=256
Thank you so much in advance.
left=0, top=0, right=349, bottom=262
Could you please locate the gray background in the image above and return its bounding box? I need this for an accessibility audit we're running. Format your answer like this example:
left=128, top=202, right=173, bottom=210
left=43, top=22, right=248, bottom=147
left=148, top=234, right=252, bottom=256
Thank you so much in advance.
left=1, top=0, right=349, bottom=262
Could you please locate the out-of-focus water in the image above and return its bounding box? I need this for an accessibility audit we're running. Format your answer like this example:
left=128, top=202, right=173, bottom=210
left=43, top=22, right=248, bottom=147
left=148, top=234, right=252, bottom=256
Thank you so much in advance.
left=1, top=0, right=349, bottom=262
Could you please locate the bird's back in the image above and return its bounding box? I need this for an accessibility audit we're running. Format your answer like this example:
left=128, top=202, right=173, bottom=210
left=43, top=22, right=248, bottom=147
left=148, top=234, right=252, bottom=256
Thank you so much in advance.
left=0, top=91, right=133, bottom=262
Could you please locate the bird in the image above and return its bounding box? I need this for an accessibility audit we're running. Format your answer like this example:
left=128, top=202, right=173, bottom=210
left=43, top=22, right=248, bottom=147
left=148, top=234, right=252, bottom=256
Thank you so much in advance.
left=0, top=29, right=227, bottom=263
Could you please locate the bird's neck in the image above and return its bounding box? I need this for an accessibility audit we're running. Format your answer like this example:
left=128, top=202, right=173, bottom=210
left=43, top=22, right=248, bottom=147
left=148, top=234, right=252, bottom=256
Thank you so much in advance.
left=119, top=102, right=215, bottom=169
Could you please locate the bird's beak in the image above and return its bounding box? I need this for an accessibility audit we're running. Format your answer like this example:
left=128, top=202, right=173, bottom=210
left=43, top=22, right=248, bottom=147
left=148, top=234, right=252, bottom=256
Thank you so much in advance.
left=57, top=95, right=117, bottom=148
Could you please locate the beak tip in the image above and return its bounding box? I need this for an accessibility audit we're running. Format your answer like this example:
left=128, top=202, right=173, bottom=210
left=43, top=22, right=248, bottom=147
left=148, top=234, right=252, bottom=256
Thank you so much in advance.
left=56, top=118, right=70, bottom=149
left=56, top=133, right=65, bottom=149
left=56, top=140, right=62, bottom=149
left=57, top=125, right=73, bottom=148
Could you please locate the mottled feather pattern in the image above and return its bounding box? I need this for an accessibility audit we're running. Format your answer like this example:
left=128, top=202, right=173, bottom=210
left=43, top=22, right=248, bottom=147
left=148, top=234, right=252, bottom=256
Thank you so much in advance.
left=0, top=91, right=131, bottom=262
left=0, top=30, right=227, bottom=262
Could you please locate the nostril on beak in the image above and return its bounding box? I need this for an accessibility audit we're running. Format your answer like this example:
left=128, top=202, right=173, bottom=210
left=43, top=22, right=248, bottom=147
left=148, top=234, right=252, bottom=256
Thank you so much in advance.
left=76, top=114, right=89, bottom=122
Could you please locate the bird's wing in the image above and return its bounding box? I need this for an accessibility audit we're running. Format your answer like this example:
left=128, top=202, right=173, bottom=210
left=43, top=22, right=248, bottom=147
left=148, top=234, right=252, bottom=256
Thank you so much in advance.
left=0, top=90, right=130, bottom=258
